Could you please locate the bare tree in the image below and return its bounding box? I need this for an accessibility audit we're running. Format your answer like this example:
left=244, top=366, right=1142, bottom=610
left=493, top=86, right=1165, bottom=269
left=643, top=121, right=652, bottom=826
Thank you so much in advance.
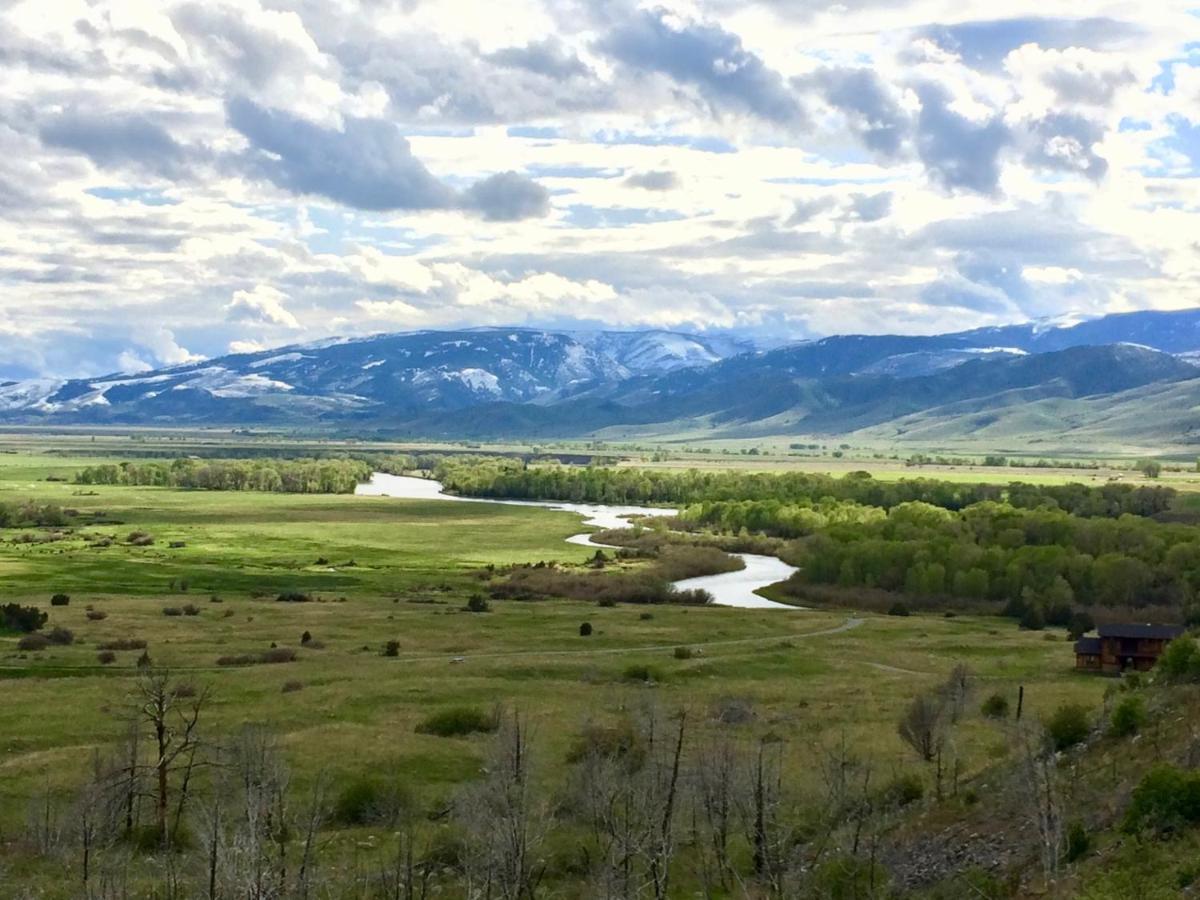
left=458, top=710, right=545, bottom=900
left=130, top=670, right=211, bottom=849
left=897, top=693, right=946, bottom=764
left=941, top=663, right=972, bottom=724
left=1013, top=722, right=1064, bottom=887
left=693, top=736, right=738, bottom=891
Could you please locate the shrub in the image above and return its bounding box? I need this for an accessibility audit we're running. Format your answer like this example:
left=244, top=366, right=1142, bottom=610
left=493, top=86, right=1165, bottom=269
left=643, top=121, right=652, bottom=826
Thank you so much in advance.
left=301, top=630, right=312, bottom=645
left=981, top=693, right=1010, bottom=719
left=382, top=640, right=400, bottom=657
left=99, top=638, right=146, bottom=651
left=887, top=601, right=910, bottom=617
left=50, top=593, right=70, bottom=607
left=639, top=612, right=653, bottom=621
left=1156, top=636, right=1200, bottom=683
left=579, top=622, right=593, bottom=637
left=673, top=646, right=693, bottom=660
left=712, top=696, right=755, bottom=726
left=168, top=541, right=186, bottom=548
left=565, top=720, right=644, bottom=766
left=181, top=604, right=200, bottom=616
left=46, top=626, right=74, bottom=646
left=136, top=650, right=152, bottom=668
left=332, top=776, right=411, bottom=826
left=1019, top=606, right=1046, bottom=631
left=415, top=706, right=498, bottom=738
left=1110, top=695, right=1147, bottom=738
left=1068, top=611, right=1095, bottom=640
left=96, top=650, right=116, bottom=665
left=162, top=607, right=182, bottom=617
left=1064, top=821, right=1090, bottom=862
left=622, top=664, right=662, bottom=684
left=881, top=772, right=924, bottom=808
left=127, top=531, right=154, bottom=546
left=86, top=610, right=107, bottom=621
left=276, top=591, right=312, bottom=603
left=0, top=603, right=47, bottom=633
left=217, top=647, right=296, bottom=666
left=17, top=634, right=50, bottom=651
left=1123, top=765, right=1200, bottom=835
left=464, top=595, right=491, bottom=613
left=1045, top=703, right=1091, bottom=751
left=281, top=680, right=304, bottom=693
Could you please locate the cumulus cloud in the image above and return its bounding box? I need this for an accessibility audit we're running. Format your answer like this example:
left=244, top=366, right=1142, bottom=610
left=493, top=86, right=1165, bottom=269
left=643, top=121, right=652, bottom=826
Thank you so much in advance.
left=0, top=0, right=1194, bottom=376
left=914, top=84, right=1010, bottom=194
left=226, top=285, right=301, bottom=328
left=226, top=98, right=549, bottom=219
left=599, top=8, right=807, bottom=127
left=39, top=112, right=188, bottom=177
left=625, top=170, right=680, bottom=190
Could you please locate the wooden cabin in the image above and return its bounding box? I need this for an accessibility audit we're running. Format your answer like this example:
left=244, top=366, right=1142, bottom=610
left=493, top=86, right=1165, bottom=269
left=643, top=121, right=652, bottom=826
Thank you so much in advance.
left=1074, top=623, right=1184, bottom=674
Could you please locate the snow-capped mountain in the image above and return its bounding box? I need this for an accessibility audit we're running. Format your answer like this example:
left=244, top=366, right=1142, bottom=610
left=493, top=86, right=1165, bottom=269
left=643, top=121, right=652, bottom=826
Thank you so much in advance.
left=0, top=328, right=751, bottom=424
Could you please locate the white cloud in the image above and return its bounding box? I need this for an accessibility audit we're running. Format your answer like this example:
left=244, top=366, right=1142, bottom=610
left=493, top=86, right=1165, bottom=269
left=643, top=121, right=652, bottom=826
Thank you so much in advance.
left=0, top=0, right=1195, bottom=378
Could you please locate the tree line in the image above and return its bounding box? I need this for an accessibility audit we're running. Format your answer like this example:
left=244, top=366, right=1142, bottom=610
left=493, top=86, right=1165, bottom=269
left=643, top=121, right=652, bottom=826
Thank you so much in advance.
left=433, top=458, right=1175, bottom=518
left=777, top=499, right=1200, bottom=620
left=73, top=458, right=373, bottom=494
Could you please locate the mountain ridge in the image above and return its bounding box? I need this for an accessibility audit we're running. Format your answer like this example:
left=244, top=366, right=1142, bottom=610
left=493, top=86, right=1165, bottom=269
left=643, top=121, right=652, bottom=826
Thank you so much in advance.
left=4, top=309, right=1200, bottom=447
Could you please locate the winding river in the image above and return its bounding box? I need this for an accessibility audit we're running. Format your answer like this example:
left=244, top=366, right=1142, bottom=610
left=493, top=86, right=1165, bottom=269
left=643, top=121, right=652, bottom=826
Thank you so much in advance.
left=355, top=473, right=799, bottom=610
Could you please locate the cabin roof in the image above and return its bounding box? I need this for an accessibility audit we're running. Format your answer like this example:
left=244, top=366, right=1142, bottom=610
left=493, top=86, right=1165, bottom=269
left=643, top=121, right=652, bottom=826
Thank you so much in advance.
left=1096, top=623, right=1185, bottom=640
left=1074, top=637, right=1102, bottom=655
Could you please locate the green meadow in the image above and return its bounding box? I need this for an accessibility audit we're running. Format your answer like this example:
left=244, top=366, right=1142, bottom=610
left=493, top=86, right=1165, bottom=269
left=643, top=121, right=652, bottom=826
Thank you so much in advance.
left=0, top=446, right=1113, bottom=894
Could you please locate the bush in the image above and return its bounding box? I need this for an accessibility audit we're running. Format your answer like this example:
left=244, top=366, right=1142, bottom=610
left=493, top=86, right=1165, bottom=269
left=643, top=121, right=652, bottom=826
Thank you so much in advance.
left=17, top=634, right=50, bottom=651
left=217, top=647, right=297, bottom=666
left=300, top=630, right=312, bottom=645
left=887, top=601, right=910, bottom=617
left=565, top=720, right=644, bottom=766
left=181, top=604, right=200, bottom=616
left=276, top=591, right=312, bottom=603
left=622, top=664, right=663, bottom=683
left=136, top=650, right=152, bottom=668
left=281, top=680, right=304, bottom=693
left=127, top=531, right=154, bottom=546
left=639, top=612, right=654, bottom=621
left=0, top=603, right=47, bottom=633
left=1123, top=765, right=1200, bottom=835
left=579, top=622, right=593, bottom=637
left=86, top=610, right=107, bottom=621
left=1110, top=695, right=1147, bottom=738
left=1019, top=606, right=1046, bottom=631
left=99, top=638, right=146, bottom=651
left=981, top=693, right=1010, bottom=719
left=1045, top=703, right=1091, bottom=751
left=332, top=776, right=412, bottom=826
left=46, top=626, right=74, bottom=646
left=464, top=595, right=491, bottom=613
left=50, top=593, right=70, bottom=607
left=97, top=650, right=117, bottom=665
left=673, top=646, right=693, bottom=660
left=1064, top=821, right=1090, bottom=862
left=1156, top=636, right=1200, bottom=683
left=881, top=772, right=924, bottom=808
left=162, top=607, right=182, bottom=617
left=415, top=706, right=498, bottom=738
left=382, top=640, right=400, bottom=657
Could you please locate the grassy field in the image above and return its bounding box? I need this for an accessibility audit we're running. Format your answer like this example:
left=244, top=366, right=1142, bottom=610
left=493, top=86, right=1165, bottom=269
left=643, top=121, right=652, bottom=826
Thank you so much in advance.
left=0, top=445, right=1117, bottom=894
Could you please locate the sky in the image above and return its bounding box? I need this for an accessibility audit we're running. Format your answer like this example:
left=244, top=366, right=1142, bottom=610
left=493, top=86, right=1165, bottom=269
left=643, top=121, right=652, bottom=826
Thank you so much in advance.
left=0, top=0, right=1198, bottom=379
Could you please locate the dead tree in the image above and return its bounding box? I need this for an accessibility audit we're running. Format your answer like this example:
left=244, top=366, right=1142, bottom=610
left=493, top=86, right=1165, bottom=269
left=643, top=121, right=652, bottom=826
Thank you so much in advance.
left=130, top=670, right=211, bottom=849
left=693, top=736, right=738, bottom=890
left=941, top=663, right=972, bottom=724
left=1014, top=722, right=1064, bottom=888
left=458, top=710, right=545, bottom=900
left=897, top=692, right=946, bottom=764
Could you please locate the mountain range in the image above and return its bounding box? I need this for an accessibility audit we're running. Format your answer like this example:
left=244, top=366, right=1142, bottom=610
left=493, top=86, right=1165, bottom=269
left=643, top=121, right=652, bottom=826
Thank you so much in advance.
left=5, top=310, right=1200, bottom=450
